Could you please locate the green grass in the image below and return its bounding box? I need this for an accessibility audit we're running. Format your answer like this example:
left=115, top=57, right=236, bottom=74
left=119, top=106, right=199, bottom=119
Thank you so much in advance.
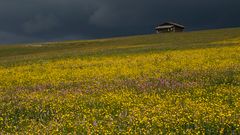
left=1, top=27, right=240, bottom=66
left=0, top=27, right=240, bottom=134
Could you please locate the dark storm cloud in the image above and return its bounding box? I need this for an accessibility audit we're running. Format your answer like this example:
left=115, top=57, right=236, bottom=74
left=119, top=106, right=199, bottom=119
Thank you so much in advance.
left=0, top=0, right=239, bottom=44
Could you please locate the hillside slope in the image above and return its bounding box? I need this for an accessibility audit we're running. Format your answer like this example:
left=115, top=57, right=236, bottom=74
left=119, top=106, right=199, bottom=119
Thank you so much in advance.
left=1, top=27, right=240, bottom=66
left=0, top=28, right=240, bottom=134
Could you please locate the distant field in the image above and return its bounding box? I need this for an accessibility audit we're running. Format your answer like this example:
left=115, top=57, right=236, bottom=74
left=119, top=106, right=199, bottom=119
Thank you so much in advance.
left=0, top=28, right=240, bottom=134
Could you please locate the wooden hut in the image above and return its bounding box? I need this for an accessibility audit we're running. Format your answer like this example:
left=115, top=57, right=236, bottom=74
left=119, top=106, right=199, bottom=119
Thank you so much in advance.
left=155, top=22, right=185, bottom=33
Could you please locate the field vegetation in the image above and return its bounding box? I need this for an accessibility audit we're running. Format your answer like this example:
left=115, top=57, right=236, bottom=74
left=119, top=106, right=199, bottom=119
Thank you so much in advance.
left=0, top=28, right=240, bottom=134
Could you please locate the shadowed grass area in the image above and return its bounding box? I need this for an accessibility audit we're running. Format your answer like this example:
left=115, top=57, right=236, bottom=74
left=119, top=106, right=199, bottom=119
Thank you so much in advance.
left=1, top=27, right=240, bottom=67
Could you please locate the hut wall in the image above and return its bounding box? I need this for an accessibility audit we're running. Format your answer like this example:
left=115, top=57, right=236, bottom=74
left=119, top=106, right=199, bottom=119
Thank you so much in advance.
left=156, top=28, right=174, bottom=33
left=174, top=27, right=184, bottom=32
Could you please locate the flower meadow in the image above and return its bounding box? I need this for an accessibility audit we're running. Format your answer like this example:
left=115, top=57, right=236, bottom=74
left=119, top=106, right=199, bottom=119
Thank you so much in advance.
left=0, top=28, right=240, bottom=134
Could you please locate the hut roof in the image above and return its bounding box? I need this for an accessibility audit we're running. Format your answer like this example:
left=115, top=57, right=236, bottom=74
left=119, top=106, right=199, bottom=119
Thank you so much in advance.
left=155, top=25, right=174, bottom=29
left=159, top=22, right=185, bottom=28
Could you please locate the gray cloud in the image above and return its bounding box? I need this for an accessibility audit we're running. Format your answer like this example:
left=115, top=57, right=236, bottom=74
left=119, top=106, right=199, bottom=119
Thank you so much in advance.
left=0, top=0, right=239, bottom=44
left=0, top=31, right=40, bottom=44
left=23, top=14, right=60, bottom=34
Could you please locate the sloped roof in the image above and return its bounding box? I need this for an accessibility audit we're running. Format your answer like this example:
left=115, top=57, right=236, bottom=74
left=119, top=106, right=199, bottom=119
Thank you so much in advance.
left=159, top=22, right=185, bottom=28
left=155, top=25, right=174, bottom=29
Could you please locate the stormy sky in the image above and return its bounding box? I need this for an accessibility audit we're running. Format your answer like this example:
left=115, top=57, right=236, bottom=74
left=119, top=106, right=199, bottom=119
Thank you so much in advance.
left=0, top=0, right=239, bottom=44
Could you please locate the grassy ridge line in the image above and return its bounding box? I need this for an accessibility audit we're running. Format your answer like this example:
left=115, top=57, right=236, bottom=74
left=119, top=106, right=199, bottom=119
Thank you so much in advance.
left=0, top=28, right=240, bottom=67
left=1, top=28, right=240, bottom=56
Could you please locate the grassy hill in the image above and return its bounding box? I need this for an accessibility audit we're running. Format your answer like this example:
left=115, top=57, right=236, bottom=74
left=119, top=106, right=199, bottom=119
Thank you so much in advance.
left=0, top=28, right=240, bottom=134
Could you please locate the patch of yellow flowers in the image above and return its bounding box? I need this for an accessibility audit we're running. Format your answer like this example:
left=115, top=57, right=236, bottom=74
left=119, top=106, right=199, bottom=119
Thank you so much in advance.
left=0, top=45, right=240, bottom=134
